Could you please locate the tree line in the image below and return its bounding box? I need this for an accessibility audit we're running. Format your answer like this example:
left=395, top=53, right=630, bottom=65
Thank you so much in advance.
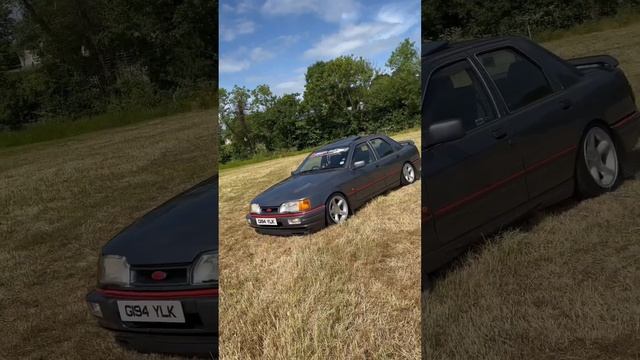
left=0, top=0, right=217, bottom=130
left=218, top=39, right=420, bottom=164
left=423, top=0, right=640, bottom=40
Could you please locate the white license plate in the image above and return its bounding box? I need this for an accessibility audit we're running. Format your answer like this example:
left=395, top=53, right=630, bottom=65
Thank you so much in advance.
left=255, top=217, right=277, bottom=226
left=117, top=300, right=185, bottom=323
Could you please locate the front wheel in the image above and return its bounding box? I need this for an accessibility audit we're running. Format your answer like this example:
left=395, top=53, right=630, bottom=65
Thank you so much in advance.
left=576, top=125, right=621, bottom=197
left=326, top=194, right=349, bottom=225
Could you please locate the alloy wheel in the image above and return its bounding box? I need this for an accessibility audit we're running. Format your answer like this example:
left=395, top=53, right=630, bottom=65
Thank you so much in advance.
left=403, top=163, right=415, bottom=183
left=328, top=195, right=349, bottom=224
left=583, top=126, right=618, bottom=188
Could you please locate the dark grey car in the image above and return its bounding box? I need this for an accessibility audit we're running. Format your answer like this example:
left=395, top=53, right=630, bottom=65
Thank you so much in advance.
left=86, top=176, right=218, bottom=357
left=247, top=134, right=421, bottom=235
left=422, top=37, right=640, bottom=288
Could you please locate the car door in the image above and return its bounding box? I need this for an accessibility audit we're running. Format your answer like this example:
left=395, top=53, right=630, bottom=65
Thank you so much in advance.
left=369, top=137, right=401, bottom=190
left=346, top=142, right=381, bottom=206
left=423, top=55, right=528, bottom=251
left=473, top=45, right=580, bottom=199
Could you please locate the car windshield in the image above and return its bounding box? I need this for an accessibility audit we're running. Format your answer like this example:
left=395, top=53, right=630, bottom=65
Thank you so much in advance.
left=297, top=147, right=350, bottom=173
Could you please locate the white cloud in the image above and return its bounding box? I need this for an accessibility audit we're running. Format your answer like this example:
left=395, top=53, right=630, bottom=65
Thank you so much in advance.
left=219, top=57, right=250, bottom=73
left=262, top=0, right=361, bottom=23
left=303, top=2, right=418, bottom=60
left=274, top=76, right=306, bottom=95
left=221, top=19, right=256, bottom=42
left=250, top=47, right=275, bottom=62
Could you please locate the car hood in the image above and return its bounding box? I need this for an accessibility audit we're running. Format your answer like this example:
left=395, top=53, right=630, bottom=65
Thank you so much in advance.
left=102, top=176, right=218, bottom=265
left=253, top=169, right=342, bottom=206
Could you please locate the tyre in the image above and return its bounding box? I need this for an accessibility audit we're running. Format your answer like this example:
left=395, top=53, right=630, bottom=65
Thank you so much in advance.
left=326, top=193, right=349, bottom=225
left=401, top=162, right=416, bottom=186
left=576, top=124, right=621, bottom=197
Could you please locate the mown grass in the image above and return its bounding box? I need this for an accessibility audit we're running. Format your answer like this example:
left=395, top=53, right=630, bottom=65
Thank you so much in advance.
left=0, top=102, right=211, bottom=148
left=219, top=129, right=421, bottom=359
left=424, top=22, right=640, bottom=360
left=536, top=8, right=640, bottom=42
left=0, top=110, right=216, bottom=359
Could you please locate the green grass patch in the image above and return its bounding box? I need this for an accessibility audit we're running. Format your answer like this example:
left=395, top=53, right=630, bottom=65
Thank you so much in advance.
left=0, top=102, right=208, bottom=148
left=535, top=8, right=640, bottom=42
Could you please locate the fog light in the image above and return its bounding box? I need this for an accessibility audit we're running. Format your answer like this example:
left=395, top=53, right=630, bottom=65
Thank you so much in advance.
left=87, top=302, right=103, bottom=318
left=288, top=218, right=301, bottom=225
left=246, top=218, right=251, bottom=225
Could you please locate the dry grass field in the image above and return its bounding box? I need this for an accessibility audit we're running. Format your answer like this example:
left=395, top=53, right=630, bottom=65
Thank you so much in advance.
left=219, top=129, right=421, bottom=359
left=0, top=110, right=216, bottom=359
left=424, top=23, right=640, bottom=360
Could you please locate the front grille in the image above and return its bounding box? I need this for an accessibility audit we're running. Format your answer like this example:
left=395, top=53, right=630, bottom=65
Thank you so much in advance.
left=131, top=265, right=189, bottom=287
left=260, top=206, right=280, bottom=214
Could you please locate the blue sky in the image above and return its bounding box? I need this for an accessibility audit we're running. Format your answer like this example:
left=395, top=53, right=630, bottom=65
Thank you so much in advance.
left=219, top=0, right=420, bottom=96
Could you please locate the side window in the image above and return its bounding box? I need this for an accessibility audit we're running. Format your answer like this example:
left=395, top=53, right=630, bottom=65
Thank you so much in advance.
left=424, top=60, right=496, bottom=131
left=370, top=138, right=394, bottom=158
left=479, top=48, right=554, bottom=111
left=352, top=143, right=374, bottom=166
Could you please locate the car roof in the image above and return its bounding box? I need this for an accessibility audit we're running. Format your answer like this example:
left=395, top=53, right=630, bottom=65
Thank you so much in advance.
left=316, top=134, right=386, bottom=151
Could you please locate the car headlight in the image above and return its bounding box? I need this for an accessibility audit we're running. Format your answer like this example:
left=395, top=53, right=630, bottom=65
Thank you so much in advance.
left=98, top=255, right=131, bottom=287
left=279, top=198, right=311, bottom=213
left=192, top=252, right=218, bottom=285
left=250, top=203, right=261, bottom=214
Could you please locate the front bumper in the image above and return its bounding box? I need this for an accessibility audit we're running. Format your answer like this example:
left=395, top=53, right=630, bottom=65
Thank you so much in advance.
left=246, top=205, right=326, bottom=236
left=86, top=288, right=218, bottom=357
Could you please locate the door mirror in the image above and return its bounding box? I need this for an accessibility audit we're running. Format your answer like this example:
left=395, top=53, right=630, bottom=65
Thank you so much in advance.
left=353, top=160, right=366, bottom=169
left=427, top=119, right=465, bottom=146
left=291, top=170, right=297, bottom=176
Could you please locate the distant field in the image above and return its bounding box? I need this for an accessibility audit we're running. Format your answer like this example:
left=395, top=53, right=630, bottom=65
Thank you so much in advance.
left=0, top=110, right=215, bottom=359
left=424, top=23, right=640, bottom=359
left=219, top=129, right=421, bottom=359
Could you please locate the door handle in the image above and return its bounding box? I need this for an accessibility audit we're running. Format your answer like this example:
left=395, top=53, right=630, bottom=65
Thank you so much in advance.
left=492, top=128, right=508, bottom=140
left=560, top=99, right=573, bottom=110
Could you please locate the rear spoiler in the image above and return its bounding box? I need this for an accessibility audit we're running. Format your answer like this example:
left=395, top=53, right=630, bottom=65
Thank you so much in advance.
left=399, top=140, right=415, bottom=146
left=568, top=55, right=619, bottom=70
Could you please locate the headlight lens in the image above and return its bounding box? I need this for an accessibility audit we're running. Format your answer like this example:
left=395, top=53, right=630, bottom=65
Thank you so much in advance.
left=250, top=203, right=261, bottom=214
left=279, top=198, right=311, bottom=213
left=98, top=255, right=131, bottom=287
left=192, top=252, right=218, bottom=285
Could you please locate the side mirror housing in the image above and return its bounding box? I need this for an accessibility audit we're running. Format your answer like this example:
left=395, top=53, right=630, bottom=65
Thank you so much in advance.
left=353, top=160, right=366, bottom=169
left=427, top=119, right=465, bottom=146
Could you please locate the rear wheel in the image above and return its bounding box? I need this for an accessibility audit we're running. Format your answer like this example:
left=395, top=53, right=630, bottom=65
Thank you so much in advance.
left=576, top=125, right=621, bottom=197
left=326, top=194, right=349, bottom=225
left=401, top=162, right=416, bottom=185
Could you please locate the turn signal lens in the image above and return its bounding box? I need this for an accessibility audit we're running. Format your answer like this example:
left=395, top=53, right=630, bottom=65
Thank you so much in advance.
left=299, top=198, right=311, bottom=211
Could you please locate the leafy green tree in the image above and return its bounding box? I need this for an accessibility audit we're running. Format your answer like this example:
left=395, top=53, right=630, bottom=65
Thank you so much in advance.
left=1, top=0, right=218, bottom=128
left=218, top=38, right=421, bottom=163
left=303, top=56, right=374, bottom=142
left=423, top=0, right=640, bottom=40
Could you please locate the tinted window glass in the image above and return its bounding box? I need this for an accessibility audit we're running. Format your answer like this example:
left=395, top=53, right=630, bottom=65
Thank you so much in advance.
left=352, top=143, right=374, bottom=166
left=370, top=138, right=394, bottom=158
left=479, top=48, right=554, bottom=111
left=424, top=60, right=496, bottom=131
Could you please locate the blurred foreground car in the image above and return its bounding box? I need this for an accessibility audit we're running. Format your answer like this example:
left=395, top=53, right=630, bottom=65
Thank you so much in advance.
left=247, top=134, right=421, bottom=235
left=86, top=176, right=218, bottom=357
left=422, top=37, right=640, bottom=288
